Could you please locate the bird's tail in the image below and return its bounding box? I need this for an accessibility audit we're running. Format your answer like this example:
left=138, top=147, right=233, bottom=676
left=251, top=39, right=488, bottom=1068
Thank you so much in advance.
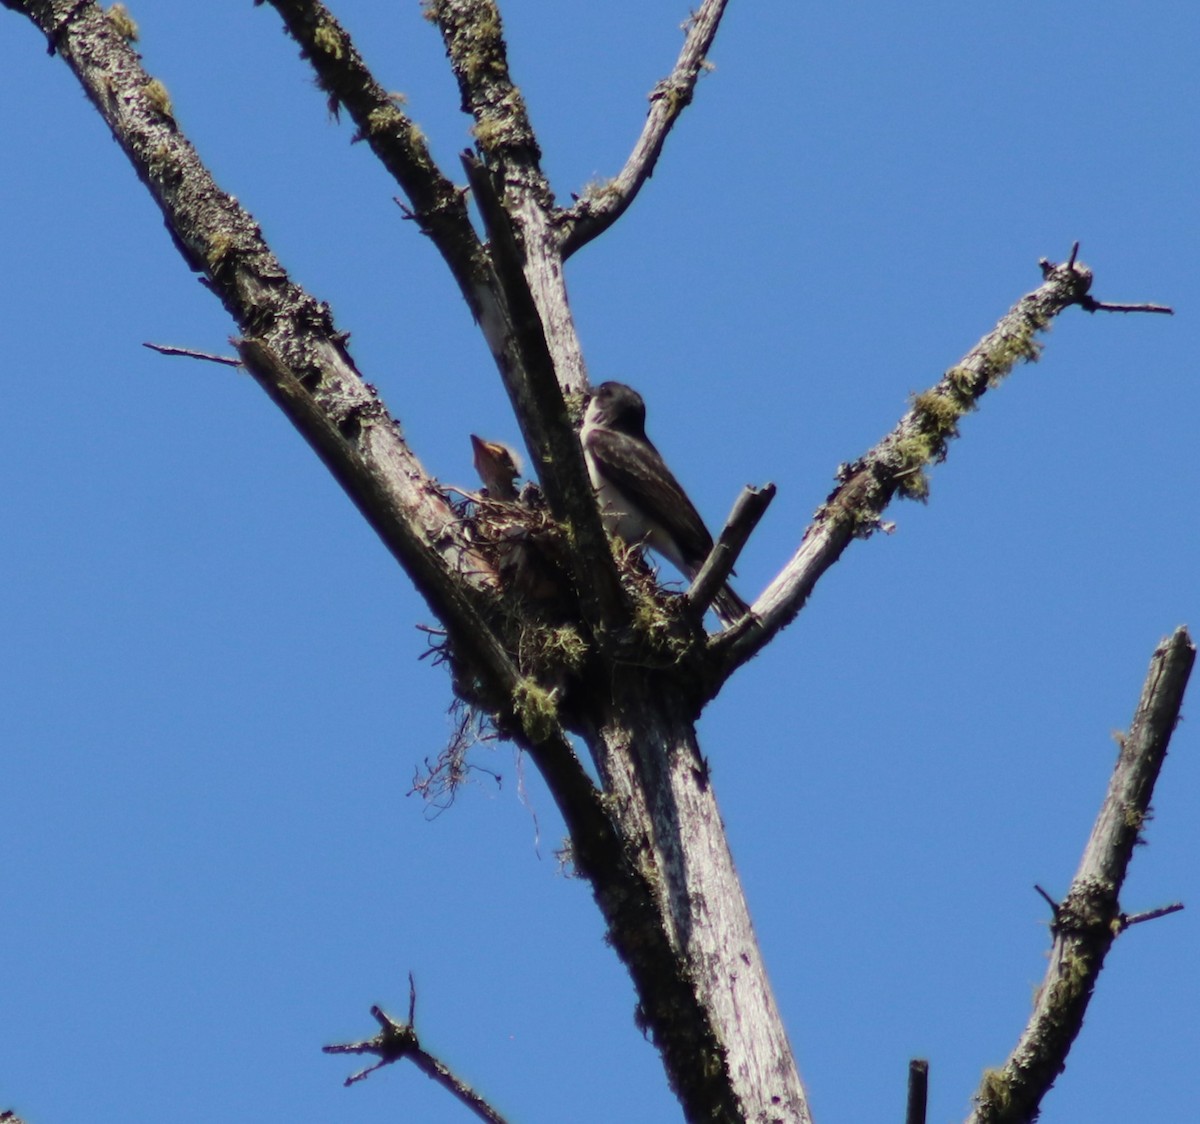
left=712, top=583, right=750, bottom=629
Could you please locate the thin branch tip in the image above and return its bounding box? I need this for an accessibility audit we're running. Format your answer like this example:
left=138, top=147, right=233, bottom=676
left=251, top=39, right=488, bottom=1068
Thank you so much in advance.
left=966, top=631, right=1194, bottom=1123
left=1121, top=901, right=1184, bottom=929
left=1078, top=296, right=1174, bottom=315
left=143, top=341, right=242, bottom=366
left=559, top=0, right=731, bottom=256
left=1036, top=244, right=1173, bottom=314
left=1033, top=884, right=1060, bottom=917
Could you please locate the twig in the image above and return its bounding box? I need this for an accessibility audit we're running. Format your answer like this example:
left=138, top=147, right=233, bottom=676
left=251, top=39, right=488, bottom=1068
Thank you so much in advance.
left=4, top=0, right=519, bottom=675
left=559, top=0, right=731, bottom=257
left=706, top=249, right=1167, bottom=689
left=1039, top=245, right=1172, bottom=315
left=1032, top=883, right=1060, bottom=918
left=325, top=977, right=512, bottom=1124
left=905, top=1058, right=929, bottom=1124
left=1078, top=297, right=1174, bottom=314
left=967, top=627, right=1195, bottom=1124
left=1120, top=902, right=1184, bottom=928
left=685, top=483, right=775, bottom=618
left=143, top=341, right=241, bottom=366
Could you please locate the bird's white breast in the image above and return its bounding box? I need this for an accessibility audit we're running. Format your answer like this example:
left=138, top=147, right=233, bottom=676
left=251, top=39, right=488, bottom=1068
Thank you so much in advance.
left=581, top=422, right=686, bottom=572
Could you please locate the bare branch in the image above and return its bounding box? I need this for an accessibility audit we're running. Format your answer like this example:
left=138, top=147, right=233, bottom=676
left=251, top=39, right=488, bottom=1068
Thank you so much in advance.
left=578, top=698, right=811, bottom=1123
left=267, top=0, right=592, bottom=475
left=143, top=342, right=241, bottom=366
left=427, top=0, right=590, bottom=394
left=426, top=0, right=544, bottom=180
left=1032, top=883, right=1059, bottom=916
left=325, top=994, right=512, bottom=1124
left=559, top=0, right=731, bottom=257
left=906, top=1059, right=929, bottom=1124
left=1078, top=297, right=1174, bottom=315
left=1039, top=248, right=1173, bottom=315
left=685, top=483, right=775, bottom=620
left=707, top=251, right=1115, bottom=686
left=3, top=0, right=555, bottom=724
left=967, top=626, right=1195, bottom=1124
left=1120, top=901, right=1184, bottom=928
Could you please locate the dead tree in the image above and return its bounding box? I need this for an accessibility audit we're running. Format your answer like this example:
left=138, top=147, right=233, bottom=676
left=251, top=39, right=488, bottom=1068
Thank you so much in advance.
left=2, top=3, right=1189, bottom=1122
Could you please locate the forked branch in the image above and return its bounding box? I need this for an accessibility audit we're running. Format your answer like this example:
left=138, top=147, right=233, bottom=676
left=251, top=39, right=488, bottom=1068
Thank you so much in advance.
left=559, top=0, right=731, bottom=257
left=706, top=249, right=1170, bottom=689
left=966, top=626, right=1194, bottom=1124
left=326, top=977, right=511, bottom=1124
left=6, top=0, right=516, bottom=641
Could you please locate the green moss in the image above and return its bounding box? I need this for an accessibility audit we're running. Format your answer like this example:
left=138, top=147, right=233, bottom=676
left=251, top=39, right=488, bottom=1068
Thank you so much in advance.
left=470, top=114, right=509, bottom=148
left=580, top=178, right=620, bottom=205
left=945, top=364, right=978, bottom=397
left=313, top=22, right=343, bottom=59
left=367, top=105, right=402, bottom=135
left=205, top=230, right=235, bottom=271
left=563, top=389, right=589, bottom=425
left=106, top=4, right=138, bottom=41
left=461, top=10, right=504, bottom=82
left=979, top=1067, right=1012, bottom=1112
left=660, top=82, right=684, bottom=117
left=892, top=432, right=937, bottom=471
left=911, top=388, right=963, bottom=438
left=539, top=624, right=588, bottom=672
left=142, top=78, right=173, bottom=119
left=983, top=320, right=1047, bottom=387
left=896, top=469, right=929, bottom=502
left=1123, top=804, right=1146, bottom=831
left=513, top=678, right=558, bottom=743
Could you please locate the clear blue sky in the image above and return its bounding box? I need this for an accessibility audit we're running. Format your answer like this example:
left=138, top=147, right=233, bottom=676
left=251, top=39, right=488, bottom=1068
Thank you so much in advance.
left=2, top=3, right=1197, bottom=1121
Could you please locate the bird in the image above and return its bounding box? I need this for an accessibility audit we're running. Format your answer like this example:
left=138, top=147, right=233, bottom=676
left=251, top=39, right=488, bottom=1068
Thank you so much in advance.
left=580, top=380, right=749, bottom=627
left=470, top=434, right=521, bottom=502
left=469, top=434, right=570, bottom=613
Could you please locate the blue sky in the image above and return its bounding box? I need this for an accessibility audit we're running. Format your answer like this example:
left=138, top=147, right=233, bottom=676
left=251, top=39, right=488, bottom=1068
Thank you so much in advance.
left=2, top=3, right=1197, bottom=1121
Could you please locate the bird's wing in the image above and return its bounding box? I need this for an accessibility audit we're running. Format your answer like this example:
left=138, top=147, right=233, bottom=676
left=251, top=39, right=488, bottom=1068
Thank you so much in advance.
left=584, top=426, right=713, bottom=566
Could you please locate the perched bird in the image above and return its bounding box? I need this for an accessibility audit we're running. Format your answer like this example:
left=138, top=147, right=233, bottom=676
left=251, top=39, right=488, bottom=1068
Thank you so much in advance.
left=580, top=381, right=749, bottom=626
left=470, top=434, right=521, bottom=502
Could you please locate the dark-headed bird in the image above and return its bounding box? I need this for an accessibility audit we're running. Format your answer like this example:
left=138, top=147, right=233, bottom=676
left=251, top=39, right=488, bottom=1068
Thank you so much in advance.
left=580, top=381, right=749, bottom=627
